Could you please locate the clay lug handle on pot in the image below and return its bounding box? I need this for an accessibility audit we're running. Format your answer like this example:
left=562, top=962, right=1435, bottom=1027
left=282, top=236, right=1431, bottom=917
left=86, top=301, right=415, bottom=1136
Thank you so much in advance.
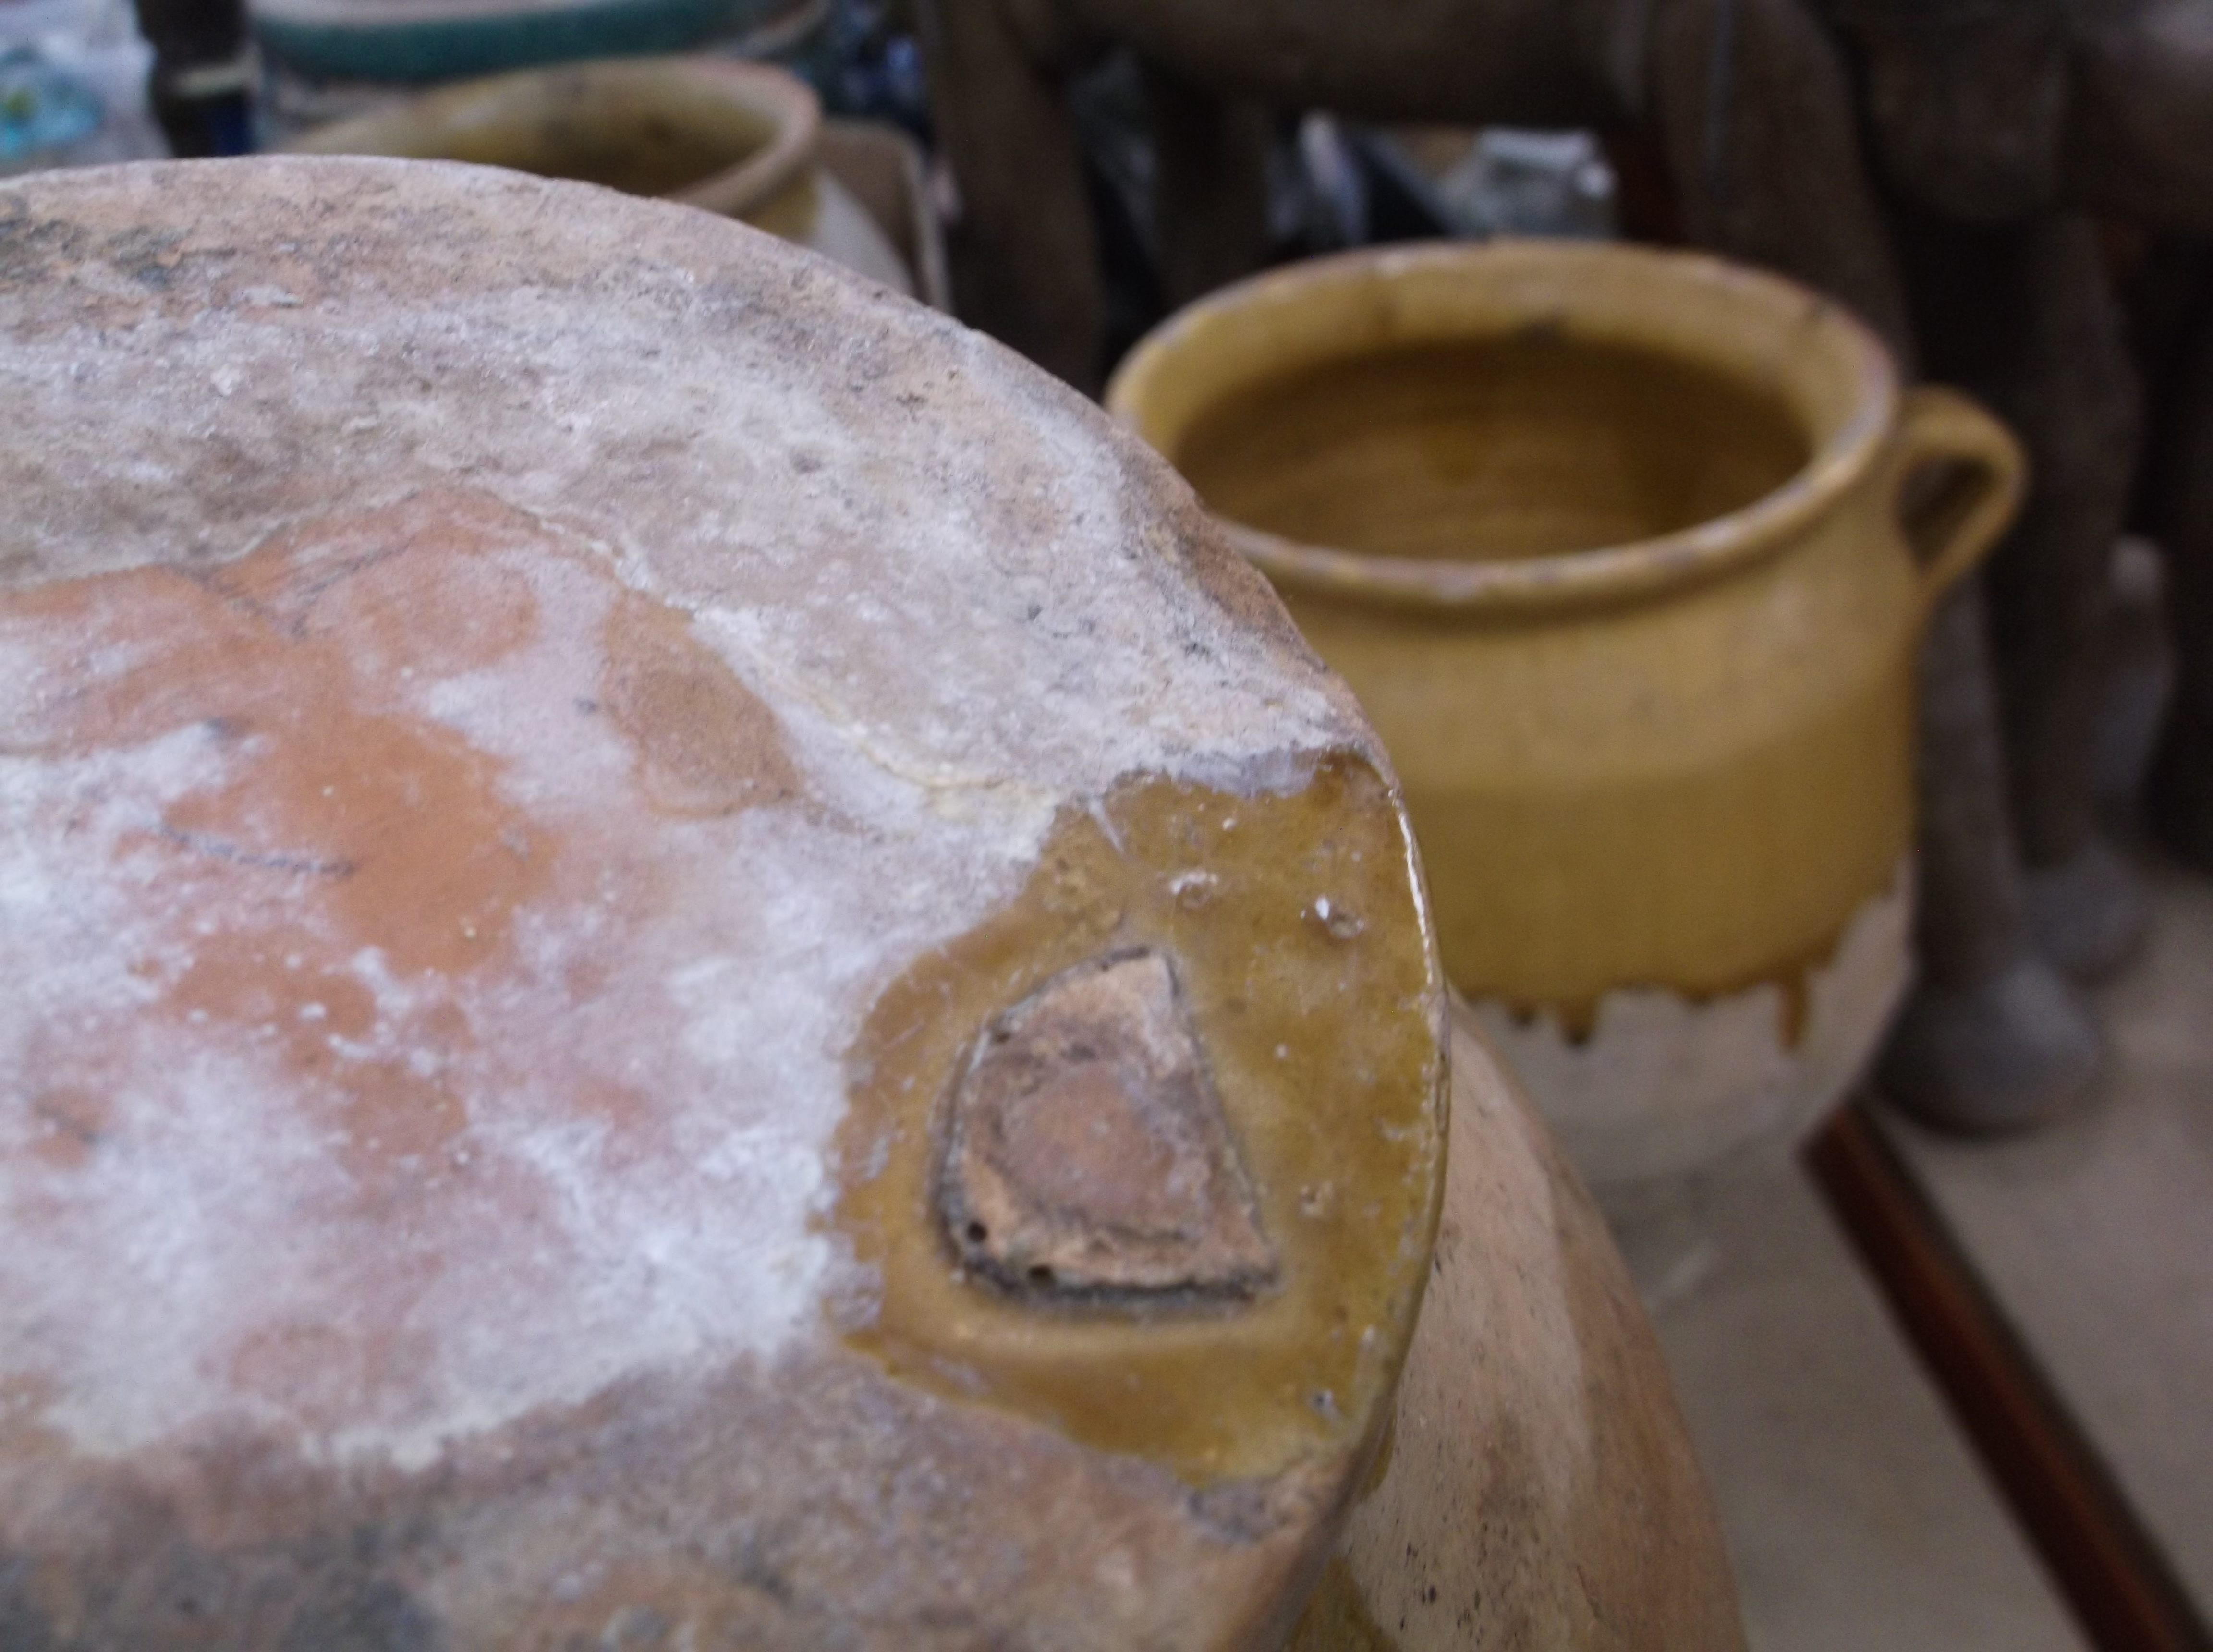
left=1890, top=383, right=2026, bottom=612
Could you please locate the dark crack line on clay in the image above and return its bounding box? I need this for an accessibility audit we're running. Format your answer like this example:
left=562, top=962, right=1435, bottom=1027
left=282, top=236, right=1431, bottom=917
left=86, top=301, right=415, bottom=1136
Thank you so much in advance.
left=157, top=822, right=357, bottom=879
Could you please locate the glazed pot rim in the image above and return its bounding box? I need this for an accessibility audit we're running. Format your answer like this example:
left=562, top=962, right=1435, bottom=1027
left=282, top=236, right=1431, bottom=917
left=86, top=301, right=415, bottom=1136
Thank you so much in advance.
left=1106, top=239, right=1899, bottom=616
left=287, top=55, right=821, bottom=222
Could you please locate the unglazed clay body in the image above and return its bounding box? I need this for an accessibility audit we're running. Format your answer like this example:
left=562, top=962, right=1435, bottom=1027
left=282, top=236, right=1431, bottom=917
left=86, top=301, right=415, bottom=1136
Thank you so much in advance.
left=0, top=158, right=1737, bottom=1648
left=1287, top=1000, right=1742, bottom=1649
left=1108, top=240, right=2022, bottom=1243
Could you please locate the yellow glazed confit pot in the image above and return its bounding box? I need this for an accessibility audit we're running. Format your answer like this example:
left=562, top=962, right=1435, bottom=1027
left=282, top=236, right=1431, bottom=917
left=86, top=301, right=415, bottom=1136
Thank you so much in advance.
left=1108, top=240, right=2024, bottom=1239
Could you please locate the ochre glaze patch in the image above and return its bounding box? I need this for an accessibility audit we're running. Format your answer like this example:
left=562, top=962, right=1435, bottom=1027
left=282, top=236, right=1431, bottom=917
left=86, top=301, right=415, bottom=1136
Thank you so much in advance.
left=831, top=753, right=1447, bottom=1485
left=1286, top=1558, right=1400, bottom=1651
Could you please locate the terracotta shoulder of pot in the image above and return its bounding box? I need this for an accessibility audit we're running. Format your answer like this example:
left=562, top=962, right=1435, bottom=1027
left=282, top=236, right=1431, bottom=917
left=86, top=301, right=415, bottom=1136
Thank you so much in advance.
left=1291, top=1000, right=1747, bottom=1650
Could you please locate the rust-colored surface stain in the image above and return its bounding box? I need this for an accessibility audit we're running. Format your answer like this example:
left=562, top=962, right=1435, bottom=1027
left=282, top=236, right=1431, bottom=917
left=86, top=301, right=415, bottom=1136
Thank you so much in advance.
left=832, top=753, right=1447, bottom=1485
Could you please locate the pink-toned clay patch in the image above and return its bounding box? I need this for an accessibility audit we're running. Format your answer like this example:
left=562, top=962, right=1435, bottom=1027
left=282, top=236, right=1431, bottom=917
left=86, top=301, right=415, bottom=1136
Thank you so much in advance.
left=0, top=486, right=841, bottom=1464
left=602, top=588, right=805, bottom=818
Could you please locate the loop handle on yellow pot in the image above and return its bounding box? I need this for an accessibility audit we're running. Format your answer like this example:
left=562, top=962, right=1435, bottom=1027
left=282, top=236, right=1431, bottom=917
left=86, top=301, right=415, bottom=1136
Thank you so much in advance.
left=1887, top=384, right=2025, bottom=612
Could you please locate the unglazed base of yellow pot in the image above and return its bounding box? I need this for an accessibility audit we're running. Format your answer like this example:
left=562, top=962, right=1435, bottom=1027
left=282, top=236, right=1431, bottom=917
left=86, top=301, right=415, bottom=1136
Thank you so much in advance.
left=1471, top=859, right=1913, bottom=1291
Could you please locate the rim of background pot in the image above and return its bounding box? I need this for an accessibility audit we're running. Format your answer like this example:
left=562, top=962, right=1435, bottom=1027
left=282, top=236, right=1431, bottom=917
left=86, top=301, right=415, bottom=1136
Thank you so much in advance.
left=1106, top=239, right=1900, bottom=618
left=287, top=55, right=820, bottom=222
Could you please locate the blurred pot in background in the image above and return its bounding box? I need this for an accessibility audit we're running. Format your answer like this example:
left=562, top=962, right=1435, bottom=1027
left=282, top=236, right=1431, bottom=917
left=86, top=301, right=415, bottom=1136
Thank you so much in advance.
left=289, top=54, right=925, bottom=298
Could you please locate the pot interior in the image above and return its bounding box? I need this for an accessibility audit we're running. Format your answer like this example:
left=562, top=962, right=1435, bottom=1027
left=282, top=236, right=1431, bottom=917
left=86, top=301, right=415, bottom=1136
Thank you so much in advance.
left=1172, top=333, right=1811, bottom=563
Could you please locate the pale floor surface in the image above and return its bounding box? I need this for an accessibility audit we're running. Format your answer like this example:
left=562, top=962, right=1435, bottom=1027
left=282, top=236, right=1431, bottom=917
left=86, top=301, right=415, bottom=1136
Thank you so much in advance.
left=1880, top=853, right=2213, bottom=1613
left=1648, top=1161, right=2085, bottom=1652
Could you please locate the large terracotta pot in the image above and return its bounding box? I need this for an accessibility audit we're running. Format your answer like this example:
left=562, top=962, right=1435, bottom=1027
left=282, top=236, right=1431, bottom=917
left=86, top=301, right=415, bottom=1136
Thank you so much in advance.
left=1, top=159, right=1738, bottom=1647
left=1108, top=241, right=2023, bottom=1255
left=289, top=54, right=915, bottom=296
